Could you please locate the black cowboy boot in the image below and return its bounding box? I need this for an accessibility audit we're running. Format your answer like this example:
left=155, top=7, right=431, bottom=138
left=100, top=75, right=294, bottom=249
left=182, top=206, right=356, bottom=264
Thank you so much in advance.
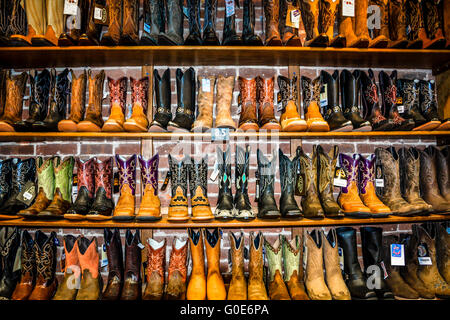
left=0, top=159, right=18, bottom=208
left=167, top=68, right=196, bottom=132
left=222, top=0, right=243, bottom=45
left=279, top=149, right=302, bottom=218
left=419, top=79, right=448, bottom=131
left=340, top=69, right=372, bottom=131
left=188, top=156, right=214, bottom=221
left=214, top=147, right=234, bottom=220
left=14, top=69, right=51, bottom=132
left=256, top=149, right=280, bottom=219
left=141, top=0, right=164, bottom=45
left=184, top=0, right=202, bottom=45
left=79, top=0, right=106, bottom=46
left=59, top=0, right=89, bottom=46
left=242, top=0, right=263, bottom=45
left=202, top=0, right=220, bottom=45
left=320, top=70, right=352, bottom=132
left=149, top=68, right=172, bottom=132
left=0, top=0, right=12, bottom=45
left=234, top=145, right=255, bottom=220
left=0, top=227, right=21, bottom=299
left=159, top=0, right=184, bottom=45
left=6, top=0, right=28, bottom=47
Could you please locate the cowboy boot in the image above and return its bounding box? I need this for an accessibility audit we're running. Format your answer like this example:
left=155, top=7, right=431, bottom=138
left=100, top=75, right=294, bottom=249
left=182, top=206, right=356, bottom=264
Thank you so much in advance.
left=214, top=147, right=234, bottom=220
left=113, top=154, right=137, bottom=221
left=102, top=228, right=124, bottom=300
left=316, top=145, right=344, bottom=218
left=367, top=0, right=389, bottom=48
left=0, top=228, right=21, bottom=299
left=202, top=0, right=220, bottom=45
left=39, top=0, right=65, bottom=46
left=0, top=71, right=27, bottom=132
left=0, top=0, right=10, bottom=44
left=336, top=227, right=378, bottom=300
left=166, top=238, right=188, bottom=300
left=399, top=232, right=435, bottom=299
left=0, top=70, right=6, bottom=117
left=278, top=75, right=307, bottom=132
left=442, top=0, right=450, bottom=48
left=354, top=0, right=376, bottom=47
left=18, top=0, right=46, bottom=46
left=192, top=76, right=215, bottom=132
left=248, top=232, right=269, bottom=300
left=142, top=238, right=165, bottom=300
left=420, top=80, right=449, bottom=131
left=120, top=0, right=139, bottom=45
left=11, top=231, right=35, bottom=300
left=0, top=158, right=36, bottom=217
left=242, top=0, right=263, bottom=45
left=166, top=155, right=189, bottom=222
left=304, top=230, right=332, bottom=300
left=238, top=77, right=259, bottom=131
left=86, top=157, right=114, bottom=220
left=18, top=157, right=55, bottom=218
left=58, top=70, right=87, bottom=132
left=355, top=69, right=392, bottom=131
left=215, top=76, right=237, bottom=129
left=398, top=147, right=433, bottom=214
left=300, top=76, right=329, bottom=131
left=294, top=146, right=325, bottom=218
left=58, top=0, right=88, bottom=46
left=405, top=0, right=442, bottom=48
left=436, top=222, right=450, bottom=284
left=15, top=69, right=51, bottom=132
left=282, top=235, right=309, bottom=300
left=279, top=0, right=301, bottom=46
left=415, top=224, right=450, bottom=298
left=265, top=235, right=291, bottom=300
left=396, top=79, right=438, bottom=131
left=75, top=236, right=102, bottom=300
left=159, top=0, right=184, bottom=45
left=320, top=70, right=352, bottom=132
left=358, top=154, right=392, bottom=217
left=279, top=149, right=303, bottom=218
left=388, top=0, right=410, bottom=48
left=188, top=156, right=214, bottom=221
left=77, top=70, right=105, bottom=132
left=78, top=0, right=105, bottom=45
left=222, top=0, right=243, bottom=45
left=149, top=68, right=172, bottom=132
left=100, top=0, right=122, bottom=46
left=340, top=69, right=372, bottom=131
left=186, top=228, right=206, bottom=300
left=102, top=76, right=128, bottom=132
left=381, top=234, right=421, bottom=299
left=123, top=77, right=150, bottom=132
left=264, top=0, right=283, bottom=45
left=64, top=157, right=96, bottom=220
left=337, top=153, right=371, bottom=217
left=204, top=228, right=226, bottom=300
left=375, top=147, right=421, bottom=215
left=227, top=232, right=247, bottom=300
left=52, top=235, right=80, bottom=300
left=436, top=147, right=450, bottom=202
left=121, top=230, right=141, bottom=300
left=136, top=154, right=161, bottom=221
left=167, top=68, right=196, bottom=132
left=419, top=146, right=450, bottom=213
left=33, top=68, right=71, bottom=132
left=38, top=156, right=74, bottom=219
left=360, top=227, right=395, bottom=300
left=256, top=76, right=281, bottom=130
left=28, top=231, right=58, bottom=300
left=323, top=229, right=351, bottom=300
left=421, top=0, right=446, bottom=49
left=335, top=0, right=369, bottom=47
left=256, top=149, right=281, bottom=219
left=7, top=0, right=28, bottom=46
left=0, top=159, right=16, bottom=211
left=234, top=145, right=255, bottom=220
left=321, top=0, right=346, bottom=47
left=141, top=0, right=164, bottom=45
left=184, top=0, right=202, bottom=45
left=300, top=0, right=328, bottom=46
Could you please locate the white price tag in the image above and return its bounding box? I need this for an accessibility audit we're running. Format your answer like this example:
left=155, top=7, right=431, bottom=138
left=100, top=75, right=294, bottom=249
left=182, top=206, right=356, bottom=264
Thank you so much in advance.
left=418, top=257, right=432, bottom=265
left=64, top=0, right=78, bottom=16
left=137, top=242, right=145, bottom=249
left=94, top=7, right=103, bottom=21
left=333, top=178, right=347, bottom=187
left=375, top=179, right=384, bottom=187
left=342, top=0, right=355, bottom=17
left=397, top=105, right=404, bottom=113
left=290, top=9, right=301, bottom=29
left=23, top=191, right=33, bottom=201
left=390, top=244, right=405, bottom=266
left=225, top=0, right=235, bottom=17
left=338, top=247, right=344, bottom=271
left=101, top=244, right=108, bottom=267
left=320, top=84, right=328, bottom=107
left=202, top=78, right=211, bottom=93
left=210, top=161, right=219, bottom=181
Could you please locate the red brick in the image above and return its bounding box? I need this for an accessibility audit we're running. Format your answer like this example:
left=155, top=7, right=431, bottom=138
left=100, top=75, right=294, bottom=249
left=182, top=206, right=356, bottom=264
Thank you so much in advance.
left=113, top=143, right=141, bottom=155
left=80, top=143, right=113, bottom=155
left=36, top=143, right=77, bottom=156
left=0, top=144, right=34, bottom=155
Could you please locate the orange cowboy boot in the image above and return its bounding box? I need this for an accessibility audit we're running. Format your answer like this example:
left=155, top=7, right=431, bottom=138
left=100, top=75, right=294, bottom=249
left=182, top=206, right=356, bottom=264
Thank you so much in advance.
left=166, top=155, right=189, bottom=222
left=166, top=237, right=188, bottom=300
left=102, top=77, right=128, bottom=132
left=113, top=154, right=137, bottom=221
left=204, top=228, right=226, bottom=300
left=142, top=238, right=166, bottom=300
left=136, top=154, right=161, bottom=221
left=256, top=76, right=281, bottom=131
left=278, top=75, right=307, bottom=132
left=186, top=229, right=206, bottom=300
left=12, top=231, right=36, bottom=300
left=123, top=77, right=150, bottom=132
left=237, top=77, right=259, bottom=131
left=188, top=156, right=214, bottom=221
left=300, top=76, right=329, bottom=132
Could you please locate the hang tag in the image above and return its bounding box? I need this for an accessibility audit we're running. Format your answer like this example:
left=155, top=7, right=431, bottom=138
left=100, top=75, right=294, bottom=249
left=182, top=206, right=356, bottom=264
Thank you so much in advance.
left=211, top=128, right=230, bottom=141
left=417, top=243, right=432, bottom=265
left=333, top=178, right=348, bottom=187
left=390, top=244, right=405, bottom=266
left=210, top=161, right=219, bottom=181
left=320, top=84, right=328, bottom=107
left=113, top=172, right=120, bottom=193
left=338, top=247, right=344, bottom=271
left=303, top=245, right=308, bottom=270
left=64, top=0, right=78, bottom=16
left=290, top=9, right=301, bottom=29
left=375, top=163, right=384, bottom=189
left=144, top=23, right=151, bottom=34
left=101, top=244, right=108, bottom=267
left=161, top=171, right=172, bottom=191
left=418, top=257, right=432, bottom=265
left=137, top=242, right=145, bottom=249
left=333, top=167, right=348, bottom=187
left=375, top=178, right=384, bottom=187
left=16, top=181, right=36, bottom=206
left=201, top=78, right=211, bottom=93
left=380, top=261, right=389, bottom=279
left=225, top=0, right=235, bottom=17
left=397, top=105, right=405, bottom=113
left=183, top=6, right=189, bottom=18
left=94, top=4, right=108, bottom=25
left=255, top=172, right=260, bottom=201
left=342, top=0, right=355, bottom=17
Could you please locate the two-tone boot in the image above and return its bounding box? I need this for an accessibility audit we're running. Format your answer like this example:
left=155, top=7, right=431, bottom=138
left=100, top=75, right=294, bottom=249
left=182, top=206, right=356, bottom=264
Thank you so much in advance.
left=214, top=147, right=234, bottom=220
left=215, top=76, right=237, bottom=130
left=159, top=0, right=184, bottom=45
left=102, top=77, right=128, bottom=132
left=204, top=228, right=226, bottom=300
left=186, top=228, right=206, bottom=300
left=192, top=76, right=215, bottom=132
left=26, top=0, right=64, bottom=47
left=58, top=70, right=87, bottom=132
left=279, top=149, right=303, bottom=218
left=248, top=232, right=269, bottom=300
left=265, top=235, right=291, bottom=300
left=77, top=70, right=105, bottom=132
left=102, top=228, right=124, bottom=300
left=300, top=0, right=328, bottom=46
left=263, top=0, right=283, bottom=46
left=167, top=68, right=196, bottom=132
left=0, top=71, right=28, bottom=132
left=279, top=0, right=301, bottom=46
left=300, top=76, right=329, bottom=131
left=282, top=235, right=309, bottom=300
left=184, top=0, right=202, bottom=45
left=166, top=237, right=188, bottom=300
left=120, top=229, right=141, bottom=300
left=149, top=68, right=172, bottom=132
left=222, top=0, right=242, bottom=45
left=278, top=75, right=307, bottom=132
left=52, top=235, right=80, bottom=300
left=188, top=156, right=214, bottom=221
left=237, top=77, right=259, bottom=131
left=256, top=149, right=281, bottom=219
left=227, top=232, right=247, bottom=300
left=136, top=154, right=161, bottom=221
left=320, top=0, right=346, bottom=47
left=142, top=238, right=166, bottom=300
left=11, top=231, right=36, bottom=300
left=256, top=76, right=281, bottom=131
left=75, top=236, right=102, bottom=300
left=234, top=145, right=255, bottom=220
left=420, top=80, right=449, bottom=131
left=123, top=77, right=150, bottom=132
left=242, top=0, right=263, bottom=45
left=113, top=154, right=137, bottom=221
left=78, top=0, right=105, bottom=45
left=86, top=157, right=114, bottom=220
left=166, top=155, right=189, bottom=222
left=436, top=146, right=450, bottom=202
left=0, top=227, right=21, bottom=299
left=100, top=0, right=123, bottom=46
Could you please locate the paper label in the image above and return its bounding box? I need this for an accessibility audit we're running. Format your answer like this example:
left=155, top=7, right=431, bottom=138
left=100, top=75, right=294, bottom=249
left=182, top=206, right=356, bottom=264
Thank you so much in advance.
left=447, top=227, right=450, bottom=234
left=334, top=178, right=348, bottom=187
left=417, top=243, right=432, bottom=265
left=101, top=244, right=108, bottom=267
left=211, top=128, right=230, bottom=141
left=390, top=244, right=405, bottom=266
left=286, top=7, right=301, bottom=29
left=64, top=0, right=78, bottom=16
left=16, top=181, right=36, bottom=206
left=225, top=0, right=235, bottom=17
left=210, top=161, right=219, bottom=181
left=333, top=167, right=348, bottom=187
left=201, top=78, right=211, bottom=93
left=94, top=5, right=108, bottom=25
left=397, top=105, right=405, bottom=113
left=338, top=247, right=344, bottom=270
left=375, top=178, right=384, bottom=187
left=342, top=0, right=355, bottom=17
left=320, top=84, right=328, bottom=107
left=418, top=257, right=432, bottom=265
left=137, top=242, right=145, bottom=249
left=303, top=245, right=308, bottom=270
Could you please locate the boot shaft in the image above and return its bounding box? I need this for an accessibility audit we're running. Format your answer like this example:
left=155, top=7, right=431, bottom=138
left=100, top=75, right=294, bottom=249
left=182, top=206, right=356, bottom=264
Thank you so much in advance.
left=396, top=78, right=422, bottom=117
left=33, top=230, right=57, bottom=285
left=87, top=69, right=105, bottom=117
left=19, top=231, right=35, bottom=279
left=138, top=154, right=159, bottom=196
left=105, top=0, right=123, bottom=34
left=3, top=71, right=28, bottom=121
left=317, top=145, right=339, bottom=197
left=300, top=75, right=321, bottom=114
left=419, top=79, right=439, bottom=121
left=357, top=69, right=384, bottom=122
left=256, top=76, right=276, bottom=123
left=108, top=76, right=128, bottom=115
left=358, top=154, right=376, bottom=194
left=360, top=226, right=384, bottom=268
left=256, top=149, right=277, bottom=199
left=29, top=69, right=51, bottom=121
left=175, top=68, right=196, bottom=122
left=131, top=77, right=149, bottom=115
left=235, top=145, right=250, bottom=194
left=188, top=156, right=209, bottom=199
left=0, top=227, right=21, bottom=277
left=53, top=156, right=74, bottom=202
left=419, top=146, right=441, bottom=194
left=77, top=236, right=99, bottom=279
left=122, top=0, right=139, bottom=37
left=188, top=228, right=205, bottom=273
left=11, top=158, right=36, bottom=195
left=62, top=234, right=80, bottom=272
left=336, top=227, right=365, bottom=278
left=405, top=0, right=424, bottom=40
left=146, top=238, right=166, bottom=281
left=243, top=0, right=257, bottom=36
left=421, top=0, right=442, bottom=38
left=116, top=154, right=137, bottom=196
left=436, top=146, right=450, bottom=197
left=278, top=149, right=297, bottom=196
left=264, top=236, right=283, bottom=282
left=389, top=0, right=407, bottom=40
left=104, top=228, right=123, bottom=280
left=168, top=155, right=189, bottom=199
left=36, top=156, right=55, bottom=200
left=304, top=229, right=325, bottom=279
left=281, top=235, right=301, bottom=281
left=204, top=228, right=222, bottom=270
left=154, top=68, right=171, bottom=113
left=94, top=157, right=113, bottom=199
left=398, top=147, right=422, bottom=199
left=367, top=0, right=389, bottom=39
left=320, top=70, right=341, bottom=115
left=62, top=0, right=89, bottom=41
left=165, top=0, right=184, bottom=35
left=75, top=157, right=96, bottom=199
left=186, top=0, right=200, bottom=34
left=374, top=147, right=402, bottom=198
left=47, top=68, right=70, bottom=122
left=278, top=75, right=298, bottom=110
left=144, top=0, right=165, bottom=37
left=264, top=0, right=280, bottom=35
left=0, top=159, right=17, bottom=197
left=123, top=229, right=141, bottom=280
left=320, top=0, right=340, bottom=35
left=6, top=0, right=27, bottom=37
left=340, top=69, right=359, bottom=115
left=217, top=147, right=232, bottom=199
left=69, top=70, right=87, bottom=123
left=295, top=146, right=319, bottom=196
left=203, top=0, right=218, bottom=32
left=249, top=232, right=264, bottom=281
left=379, top=70, right=398, bottom=119
left=229, top=232, right=245, bottom=276
left=168, top=238, right=187, bottom=282
left=238, top=77, right=258, bottom=125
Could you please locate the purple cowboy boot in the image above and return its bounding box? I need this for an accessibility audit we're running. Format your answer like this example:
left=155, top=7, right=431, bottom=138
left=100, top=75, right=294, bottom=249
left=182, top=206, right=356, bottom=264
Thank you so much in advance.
left=113, top=154, right=137, bottom=221
left=337, top=153, right=371, bottom=218
left=136, top=154, right=161, bottom=221
left=358, top=154, right=392, bottom=217
left=86, top=157, right=114, bottom=220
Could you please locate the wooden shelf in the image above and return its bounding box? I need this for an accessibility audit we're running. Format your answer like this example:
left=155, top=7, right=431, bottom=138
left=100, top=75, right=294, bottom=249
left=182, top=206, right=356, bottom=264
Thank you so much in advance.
left=0, top=213, right=447, bottom=229
left=0, top=131, right=449, bottom=141
left=0, top=46, right=448, bottom=70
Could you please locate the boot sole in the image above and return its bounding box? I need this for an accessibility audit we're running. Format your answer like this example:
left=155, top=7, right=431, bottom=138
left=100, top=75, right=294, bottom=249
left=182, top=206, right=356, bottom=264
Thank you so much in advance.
left=344, top=211, right=372, bottom=218
left=85, top=215, right=112, bottom=221
left=436, top=121, right=450, bottom=131
left=237, top=123, right=259, bottom=131
left=392, top=209, right=423, bottom=217
left=112, top=216, right=135, bottom=221
left=281, top=120, right=307, bottom=132
left=0, top=122, right=15, bottom=132
left=135, top=216, right=162, bottom=222
left=352, top=125, right=373, bottom=132
left=260, top=123, right=281, bottom=131
left=370, top=212, right=392, bottom=218
left=166, top=125, right=190, bottom=133
left=35, top=213, right=64, bottom=219
left=148, top=125, right=168, bottom=133
left=102, top=121, right=124, bottom=132
left=123, top=121, right=147, bottom=132
left=63, top=214, right=86, bottom=220
left=58, top=120, right=78, bottom=132
left=413, top=121, right=441, bottom=131
left=0, top=215, right=20, bottom=220
left=331, top=124, right=353, bottom=132
left=307, top=122, right=330, bottom=132
left=77, top=121, right=102, bottom=132
left=191, top=216, right=215, bottom=221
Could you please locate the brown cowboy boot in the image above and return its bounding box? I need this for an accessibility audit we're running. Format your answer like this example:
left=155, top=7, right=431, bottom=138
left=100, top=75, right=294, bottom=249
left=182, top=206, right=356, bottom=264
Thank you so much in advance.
left=388, top=0, right=410, bottom=48
left=301, top=0, right=328, bottom=46
left=227, top=232, right=247, bottom=300
left=77, top=70, right=105, bottom=132
left=120, top=0, right=139, bottom=45
left=142, top=238, right=166, bottom=300
left=102, top=228, right=124, bottom=300
left=215, top=76, right=237, bottom=130
left=101, top=0, right=123, bottom=46
left=436, top=146, right=450, bottom=203
left=320, top=0, right=346, bottom=47
left=123, top=77, right=150, bottom=132
left=238, top=77, right=259, bottom=131
left=421, top=0, right=446, bottom=49
left=256, top=76, right=281, bottom=131
left=352, top=0, right=372, bottom=48
left=165, top=238, right=188, bottom=300
left=102, top=77, right=128, bottom=132
left=247, top=232, right=269, bottom=300
left=279, top=0, right=302, bottom=46
left=120, top=230, right=141, bottom=300
left=192, top=76, right=215, bottom=132
left=0, top=71, right=27, bottom=132
left=11, top=231, right=36, bottom=300
left=436, top=222, right=450, bottom=284
left=263, top=0, right=282, bottom=45
left=367, top=0, right=389, bottom=48
left=58, top=70, right=87, bottom=132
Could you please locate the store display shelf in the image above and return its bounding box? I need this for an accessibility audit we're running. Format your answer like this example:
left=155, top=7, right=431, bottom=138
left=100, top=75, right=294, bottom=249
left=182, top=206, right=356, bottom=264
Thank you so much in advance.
left=0, top=213, right=447, bottom=229
left=0, top=130, right=450, bottom=141
left=0, top=46, right=448, bottom=70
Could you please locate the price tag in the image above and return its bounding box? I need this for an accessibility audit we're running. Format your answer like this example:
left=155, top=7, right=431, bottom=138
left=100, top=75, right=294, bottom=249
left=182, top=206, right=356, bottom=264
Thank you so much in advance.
left=137, top=242, right=145, bottom=249
left=225, top=0, right=235, bottom=17
left=64, top=0, right=78, bottom=16
left=397, top=105, right=404, bottom=113
left=101, top=244, right=108, bottom=267
left=417, top=243, right=432, bottom=265
left=202, top=78, right=211, bottom=93
left=390, top=244, right=405, bottom=266
left=338, top=247, right=344, bottom=270
left=94, top=5, right=108, bottom=25
left=290, top=9, right=301, bottom=29
left=210, top=161, right=219, bottom=181
left=418, top=257, right=432, bottom=265
left=23, top=191, right=33, bottom=201
left=342, top=0, right=355, bottom=17
left=334, top=178, right=348, bottom=187
left=211, top=128, right=230, bottom=141
left=333, top=167, right=348, bottom=187
left=144, top=23, right=151, bottom=34
left=320, top=84, right=328, bottom=107
left=375, top=179, right=384, bottom=187
left=447, top=227, right=450, bottom=234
